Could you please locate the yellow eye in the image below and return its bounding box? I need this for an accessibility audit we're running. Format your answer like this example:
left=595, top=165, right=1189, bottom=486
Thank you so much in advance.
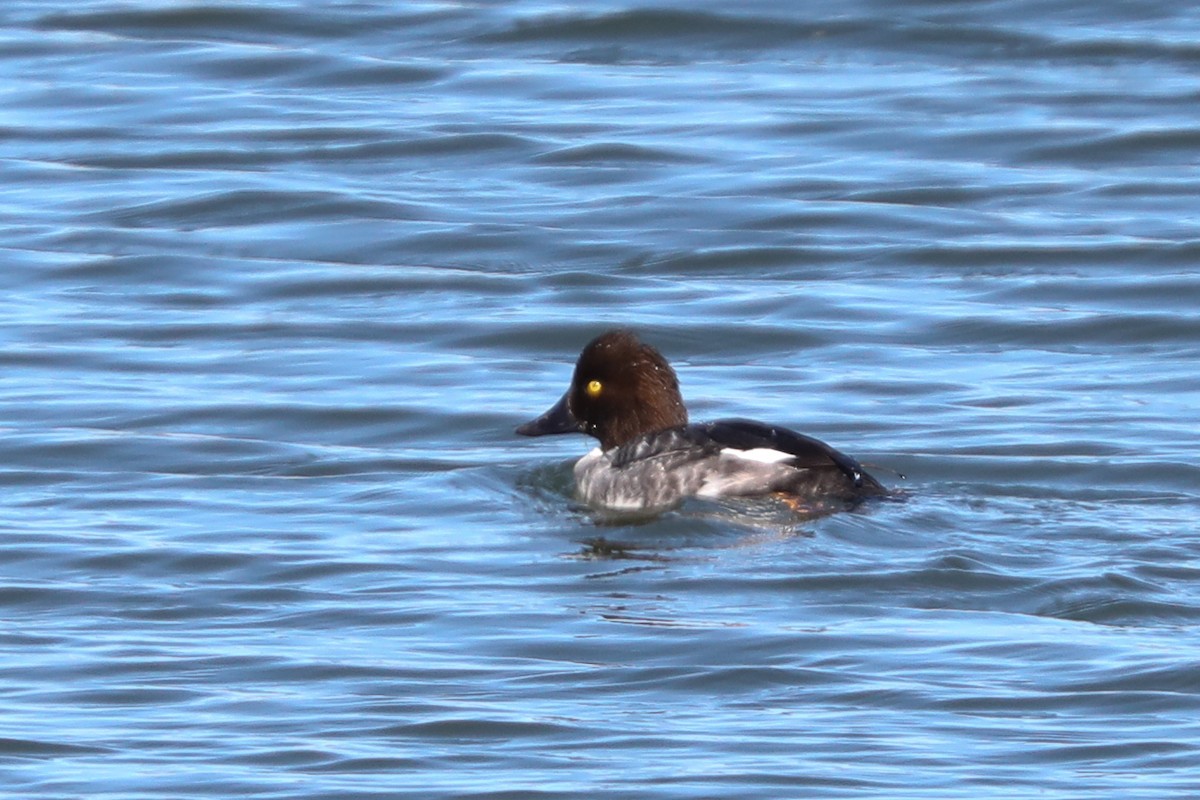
left=586, top=379, right=603, bottom=397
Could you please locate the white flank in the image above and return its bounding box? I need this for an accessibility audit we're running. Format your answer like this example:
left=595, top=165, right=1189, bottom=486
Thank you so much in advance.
left=722, top=447, right=793, bottom=464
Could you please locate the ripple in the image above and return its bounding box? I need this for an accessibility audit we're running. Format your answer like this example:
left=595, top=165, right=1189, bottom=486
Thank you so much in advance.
left=478, top=8, right=832, bottom=48
left=37, top=4, right=460, bottom=43
left=534, top=142, right=703, bottom=165
left=0, top=736, right=113, bottom=757
left=1025, top=125, right=1200, bottom=166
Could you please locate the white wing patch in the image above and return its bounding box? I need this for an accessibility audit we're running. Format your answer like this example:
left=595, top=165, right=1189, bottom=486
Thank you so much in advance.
left=721, top=447, right=793, bottom=464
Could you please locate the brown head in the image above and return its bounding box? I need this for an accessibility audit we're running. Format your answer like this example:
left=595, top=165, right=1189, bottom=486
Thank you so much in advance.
left=516, top=329, right=688, bottom=450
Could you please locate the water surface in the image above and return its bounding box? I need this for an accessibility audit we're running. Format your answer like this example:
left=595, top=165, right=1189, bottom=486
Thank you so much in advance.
left=3, top=1, right=1200, bottom=797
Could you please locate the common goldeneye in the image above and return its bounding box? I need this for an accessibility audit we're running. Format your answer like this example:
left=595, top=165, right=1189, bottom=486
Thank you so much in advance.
left=516, top=329, right=886, bottom=514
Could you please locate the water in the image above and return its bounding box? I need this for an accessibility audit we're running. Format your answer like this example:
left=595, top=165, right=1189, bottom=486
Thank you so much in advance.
left=3, top=1, right=1200, bottom=797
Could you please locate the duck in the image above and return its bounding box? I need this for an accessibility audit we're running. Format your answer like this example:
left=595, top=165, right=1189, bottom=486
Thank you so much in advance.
left=516, top=329, right=887, bottom=514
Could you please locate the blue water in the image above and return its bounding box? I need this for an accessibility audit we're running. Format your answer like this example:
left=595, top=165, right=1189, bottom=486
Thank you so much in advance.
left=3, top=1, right=1200, bottom=797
